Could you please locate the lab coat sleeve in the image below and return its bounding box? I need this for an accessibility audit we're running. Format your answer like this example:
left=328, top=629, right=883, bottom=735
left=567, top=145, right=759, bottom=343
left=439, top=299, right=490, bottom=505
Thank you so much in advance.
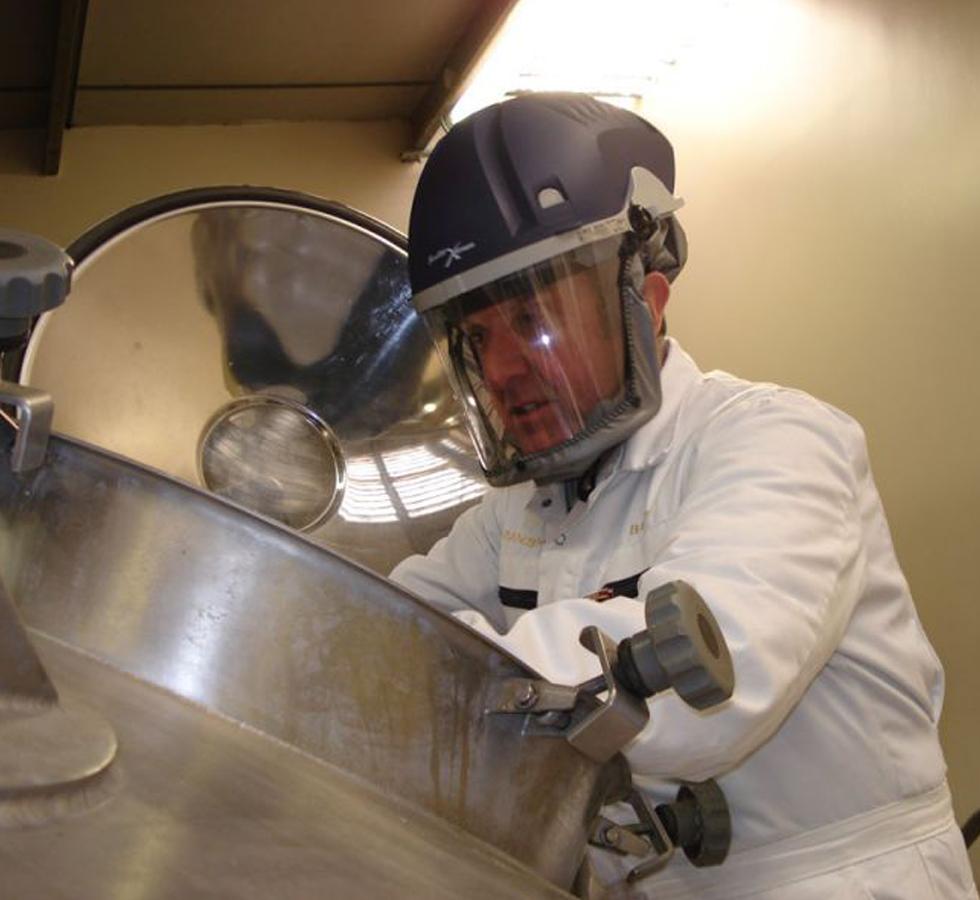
left=460, top=391, right=869, bottom=782
left=390, top=489, right=508, bottom=632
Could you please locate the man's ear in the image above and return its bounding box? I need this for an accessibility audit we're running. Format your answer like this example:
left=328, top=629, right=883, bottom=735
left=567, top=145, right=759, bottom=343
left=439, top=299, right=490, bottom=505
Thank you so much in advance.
left=642, top=270, right=671, bottom=333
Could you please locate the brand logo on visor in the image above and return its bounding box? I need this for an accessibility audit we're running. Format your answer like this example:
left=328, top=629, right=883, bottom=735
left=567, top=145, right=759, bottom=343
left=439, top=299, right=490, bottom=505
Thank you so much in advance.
left=428, top=241, right=476, bottom=269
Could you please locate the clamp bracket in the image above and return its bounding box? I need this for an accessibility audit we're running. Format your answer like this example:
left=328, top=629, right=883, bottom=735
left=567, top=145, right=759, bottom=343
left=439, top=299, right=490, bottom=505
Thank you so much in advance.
left=487, top=626, right=649, bottom=763
left=0, top=380, right=53, bottom=472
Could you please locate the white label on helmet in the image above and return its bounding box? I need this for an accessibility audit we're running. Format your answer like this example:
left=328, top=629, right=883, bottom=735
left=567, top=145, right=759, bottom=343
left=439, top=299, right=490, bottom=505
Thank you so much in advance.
left=537, top=187, right=566, bottom=209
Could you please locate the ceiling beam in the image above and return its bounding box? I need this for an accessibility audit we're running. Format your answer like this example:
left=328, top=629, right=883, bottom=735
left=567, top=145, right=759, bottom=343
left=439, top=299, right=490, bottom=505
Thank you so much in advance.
left=43, top=0, right=89, bottom=176
left=405, top=0, right=520, bottom=159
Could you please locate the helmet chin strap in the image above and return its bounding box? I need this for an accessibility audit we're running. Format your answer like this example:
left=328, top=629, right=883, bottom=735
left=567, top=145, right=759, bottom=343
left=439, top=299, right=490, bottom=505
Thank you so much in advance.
left=557, top=234, right=650, bottom=511
left=554, top=220, right=673, bottom=510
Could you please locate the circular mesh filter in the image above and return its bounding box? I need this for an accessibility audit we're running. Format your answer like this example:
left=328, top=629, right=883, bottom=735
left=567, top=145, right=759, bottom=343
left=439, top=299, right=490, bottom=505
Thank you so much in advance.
left=199, top=397, right=345, bottom=531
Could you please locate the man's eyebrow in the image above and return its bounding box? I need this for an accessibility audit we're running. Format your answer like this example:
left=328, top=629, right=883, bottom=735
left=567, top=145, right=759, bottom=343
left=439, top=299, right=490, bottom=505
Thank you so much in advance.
left=460, top=318, right=487, bottom=335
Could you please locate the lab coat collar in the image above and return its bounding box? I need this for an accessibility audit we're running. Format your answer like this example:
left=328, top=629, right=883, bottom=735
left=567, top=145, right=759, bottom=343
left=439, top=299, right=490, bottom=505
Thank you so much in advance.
left=527, top=338, right=703, bottom=516
left=619, top=337, right=703, bottom=472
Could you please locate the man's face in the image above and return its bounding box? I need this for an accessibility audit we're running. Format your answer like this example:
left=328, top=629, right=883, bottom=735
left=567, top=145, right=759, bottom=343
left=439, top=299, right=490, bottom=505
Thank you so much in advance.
left=459, top=267, right=625, bottom=455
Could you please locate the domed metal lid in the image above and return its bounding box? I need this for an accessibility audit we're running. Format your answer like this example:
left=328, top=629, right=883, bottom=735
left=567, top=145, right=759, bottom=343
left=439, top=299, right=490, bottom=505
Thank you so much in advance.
left=20, top=188, right=485, bottom=573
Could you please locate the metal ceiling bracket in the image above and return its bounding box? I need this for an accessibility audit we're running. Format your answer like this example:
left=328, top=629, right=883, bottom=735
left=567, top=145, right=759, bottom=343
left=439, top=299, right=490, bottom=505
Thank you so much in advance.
left=406, top=0, right=522, bottom=156
left=43, top=0, right=90, bottom=176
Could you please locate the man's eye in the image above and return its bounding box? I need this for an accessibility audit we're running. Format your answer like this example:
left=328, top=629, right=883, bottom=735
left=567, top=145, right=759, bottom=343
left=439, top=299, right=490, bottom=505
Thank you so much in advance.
left=465, top=328, right=485, bottom=349
left=512, top=311, right=542, bottom=338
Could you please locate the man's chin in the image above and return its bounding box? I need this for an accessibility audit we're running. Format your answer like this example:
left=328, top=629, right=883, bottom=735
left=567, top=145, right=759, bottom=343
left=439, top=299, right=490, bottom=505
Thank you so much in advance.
left=508, top=423, right=574, bottom=456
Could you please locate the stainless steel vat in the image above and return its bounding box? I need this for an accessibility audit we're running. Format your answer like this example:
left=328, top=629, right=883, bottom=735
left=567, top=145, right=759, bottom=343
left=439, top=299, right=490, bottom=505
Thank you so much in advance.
left=1, top=632, right=582, bottom=900
left=0, top=435, right=615, bottom=894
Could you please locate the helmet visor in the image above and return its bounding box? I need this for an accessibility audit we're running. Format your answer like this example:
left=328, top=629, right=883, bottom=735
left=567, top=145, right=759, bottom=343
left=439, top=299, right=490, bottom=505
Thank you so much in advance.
left=423, top=237, right=629, bottom=478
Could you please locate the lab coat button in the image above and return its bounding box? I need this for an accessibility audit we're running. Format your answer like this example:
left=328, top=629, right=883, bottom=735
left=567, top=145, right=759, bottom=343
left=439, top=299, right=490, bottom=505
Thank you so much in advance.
left=555, top=533, right=567, bottom=546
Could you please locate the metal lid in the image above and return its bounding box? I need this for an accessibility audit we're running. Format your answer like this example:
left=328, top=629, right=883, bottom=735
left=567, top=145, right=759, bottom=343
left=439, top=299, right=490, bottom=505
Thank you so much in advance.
left=19, top=188, right=485, bottom=571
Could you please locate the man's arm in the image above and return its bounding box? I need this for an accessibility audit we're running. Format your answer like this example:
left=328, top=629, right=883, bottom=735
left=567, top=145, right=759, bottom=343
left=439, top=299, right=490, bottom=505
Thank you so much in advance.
left=459, top=392, right=868, bottom=780
left=391, top=488, right=510, bottom=633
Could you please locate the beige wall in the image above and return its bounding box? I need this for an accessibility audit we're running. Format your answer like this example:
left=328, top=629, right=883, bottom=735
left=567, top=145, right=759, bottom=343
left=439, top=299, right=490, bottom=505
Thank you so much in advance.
left=0, top=0, right=977, bottom=877
left=0, top=119, right=421, bottom=243
left=645, top=0, right=980, bottom=872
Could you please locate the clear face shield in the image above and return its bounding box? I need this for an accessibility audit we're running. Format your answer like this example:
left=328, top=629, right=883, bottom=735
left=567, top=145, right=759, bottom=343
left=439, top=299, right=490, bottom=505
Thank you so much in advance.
left=423, top=235, right=650, bottom=484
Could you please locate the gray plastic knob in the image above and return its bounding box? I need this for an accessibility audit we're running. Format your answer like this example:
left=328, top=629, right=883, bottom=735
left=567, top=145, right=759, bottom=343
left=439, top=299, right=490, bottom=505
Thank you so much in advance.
left=655, top=779, right=731, bottom=867
left=614, top=580, right=734, bottom=709
left=0, top=230, right=72, bottom=340
left=645, top=581, right=734, bottom=710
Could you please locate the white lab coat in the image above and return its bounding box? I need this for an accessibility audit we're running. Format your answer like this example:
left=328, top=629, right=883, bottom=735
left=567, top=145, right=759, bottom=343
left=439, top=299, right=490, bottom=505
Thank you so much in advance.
left=392, top=339, right=977, bottom=899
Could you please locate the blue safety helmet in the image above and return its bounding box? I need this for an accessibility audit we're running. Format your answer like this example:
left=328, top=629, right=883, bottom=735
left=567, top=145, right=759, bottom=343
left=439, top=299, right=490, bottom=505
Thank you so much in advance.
left=409, top=93, right=686, bottom=487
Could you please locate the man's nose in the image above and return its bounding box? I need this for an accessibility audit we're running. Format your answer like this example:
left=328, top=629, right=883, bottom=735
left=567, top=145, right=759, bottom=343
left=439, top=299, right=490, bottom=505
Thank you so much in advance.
left=482, top=332, right=532, bottom=391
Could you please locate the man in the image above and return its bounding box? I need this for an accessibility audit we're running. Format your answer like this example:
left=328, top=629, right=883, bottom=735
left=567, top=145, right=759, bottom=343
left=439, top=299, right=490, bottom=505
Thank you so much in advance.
left=392, top=93, right=977, bottom=898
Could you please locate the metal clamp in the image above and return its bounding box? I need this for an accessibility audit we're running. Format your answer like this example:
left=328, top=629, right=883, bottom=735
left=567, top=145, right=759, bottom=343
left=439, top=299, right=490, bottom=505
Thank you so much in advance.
left=487, top=626, right=650, bottom=764
left=586, top=787, right=676, bottom=882
left=623, top=788, right=677, bottom=882
left=567, top=627, right=649, bottom=763
left=486, top=582, right=735, bottom=887
left=487, top=677, right=580, bottom=716
left=0, top=380, right=53, bottom=472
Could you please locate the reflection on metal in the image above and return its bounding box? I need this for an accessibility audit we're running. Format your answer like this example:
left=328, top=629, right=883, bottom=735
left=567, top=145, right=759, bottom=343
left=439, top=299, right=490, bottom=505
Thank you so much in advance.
left=198, top=395, right=346, bottom=531
left=339, top=435, right=485, bottom=524
left=0, top=575, right=118, bottom=828
left=0, top=436, right=613, bottom=890
left=2, top=634, right=571, bottom=899
left=20, top=188, right=484, bottom=571
left=0, top=575, right=59, bottom=708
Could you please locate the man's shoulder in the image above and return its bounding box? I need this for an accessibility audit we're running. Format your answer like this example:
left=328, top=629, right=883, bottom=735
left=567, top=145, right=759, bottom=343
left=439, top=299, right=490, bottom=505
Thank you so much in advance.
left=657, top=341, right=823, bottom=431
left=680, top=367, right=867, bottom=462
left=676, top=348, right=856, bottom=428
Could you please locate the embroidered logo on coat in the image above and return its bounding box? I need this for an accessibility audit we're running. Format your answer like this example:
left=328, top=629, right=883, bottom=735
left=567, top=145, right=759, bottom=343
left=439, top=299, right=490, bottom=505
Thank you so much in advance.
left=502, top=529, right=545, bottom=549
left=586, top=570, right=648, bottom=602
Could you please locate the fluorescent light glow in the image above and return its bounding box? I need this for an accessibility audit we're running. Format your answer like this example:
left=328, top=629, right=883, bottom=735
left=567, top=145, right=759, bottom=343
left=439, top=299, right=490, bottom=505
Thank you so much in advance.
left=453, top=0, right=811, bottom=127
left=338, top=455, right=400, bottom=523
left=454, top=0, right=701, bottom=121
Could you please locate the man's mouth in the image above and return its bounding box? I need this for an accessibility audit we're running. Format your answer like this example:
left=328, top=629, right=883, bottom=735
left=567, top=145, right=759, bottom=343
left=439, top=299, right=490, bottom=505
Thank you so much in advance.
left=510, top=401, right=549, bottom=416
